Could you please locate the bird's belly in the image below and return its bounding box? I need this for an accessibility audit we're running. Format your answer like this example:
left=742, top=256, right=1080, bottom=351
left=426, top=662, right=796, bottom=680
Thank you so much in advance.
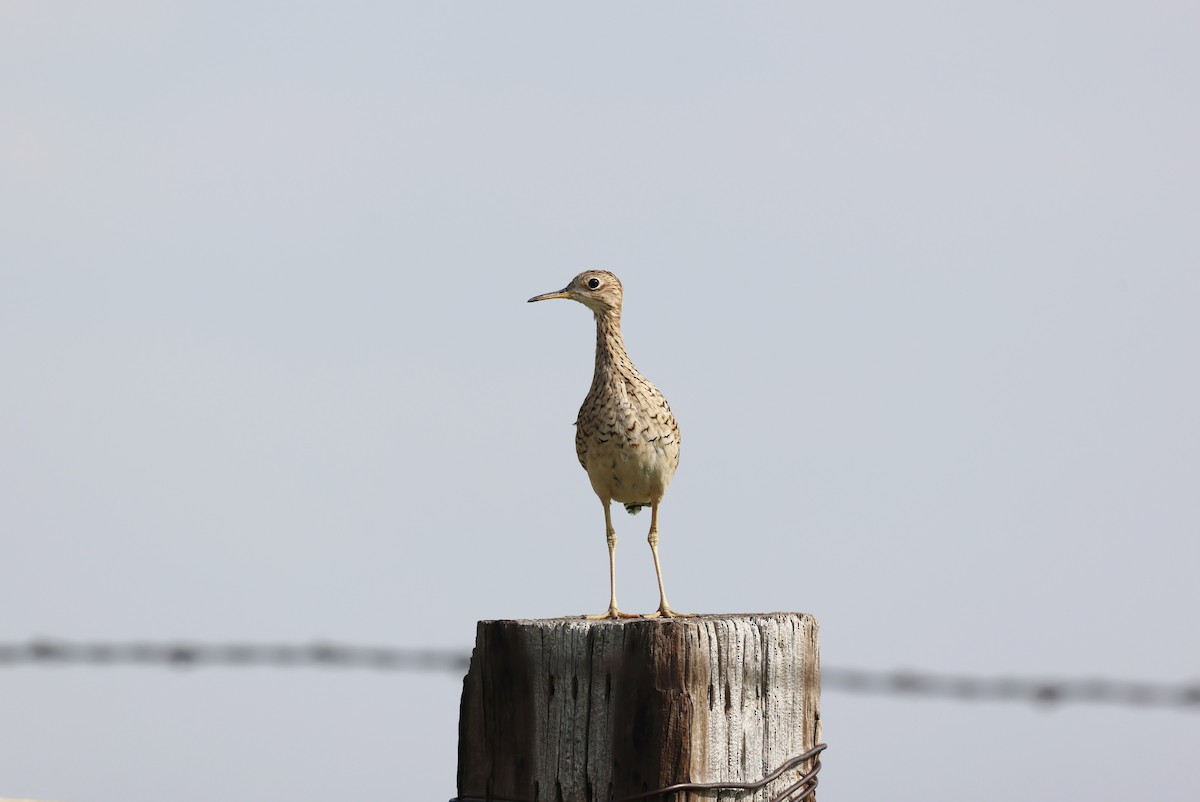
left=582, top=437, right=678, bottom=505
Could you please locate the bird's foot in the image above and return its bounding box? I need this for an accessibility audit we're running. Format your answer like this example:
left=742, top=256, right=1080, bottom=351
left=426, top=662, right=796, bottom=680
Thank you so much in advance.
left=583, top=605, right=639, bottom=620
left=642, top=604, right=694, bottom=619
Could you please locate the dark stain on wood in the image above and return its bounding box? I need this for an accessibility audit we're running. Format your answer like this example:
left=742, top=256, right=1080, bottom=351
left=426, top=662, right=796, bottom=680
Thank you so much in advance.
left=458, top=620, right=538, bottom=801
left=609, top=622, right=708, bottom=799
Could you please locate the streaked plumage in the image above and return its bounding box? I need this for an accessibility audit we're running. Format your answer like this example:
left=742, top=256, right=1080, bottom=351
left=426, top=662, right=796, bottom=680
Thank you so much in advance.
left=529, top=270, right=685, bottom=618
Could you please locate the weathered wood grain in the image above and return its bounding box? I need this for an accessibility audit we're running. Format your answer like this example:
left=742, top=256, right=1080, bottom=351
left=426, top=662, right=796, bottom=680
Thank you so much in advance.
left=457, top=613, right=820, bottom=802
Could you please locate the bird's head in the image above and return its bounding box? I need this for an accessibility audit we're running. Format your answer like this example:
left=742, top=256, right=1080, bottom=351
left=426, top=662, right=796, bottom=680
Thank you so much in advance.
left=528, top=270, right=623, bottom=315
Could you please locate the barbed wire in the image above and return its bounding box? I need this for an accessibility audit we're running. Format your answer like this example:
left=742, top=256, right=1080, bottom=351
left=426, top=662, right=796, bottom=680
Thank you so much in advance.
left=0, top=639, right=468, bottom=672
left=821, top=666, right=1200, bottom=710
left=3, top=638, right=1197, bottom=712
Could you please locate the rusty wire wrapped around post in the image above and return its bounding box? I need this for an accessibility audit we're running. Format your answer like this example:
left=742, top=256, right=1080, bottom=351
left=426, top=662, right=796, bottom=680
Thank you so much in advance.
left=614, top=743, right=827, bottom=802
left=449, top=743, right=826, bottom=802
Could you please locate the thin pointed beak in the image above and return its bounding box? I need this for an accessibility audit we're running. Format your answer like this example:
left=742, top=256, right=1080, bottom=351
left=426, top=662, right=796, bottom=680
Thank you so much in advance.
left=527, top=288, right=572, bottom=303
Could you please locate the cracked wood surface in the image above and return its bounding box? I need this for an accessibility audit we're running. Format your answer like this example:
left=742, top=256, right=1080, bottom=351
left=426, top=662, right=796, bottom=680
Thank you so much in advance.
left=457, top=613, right=821, bottom=802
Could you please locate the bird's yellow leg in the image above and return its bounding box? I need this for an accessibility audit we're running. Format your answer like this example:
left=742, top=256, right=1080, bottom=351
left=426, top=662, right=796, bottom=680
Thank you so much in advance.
left=585, top=500, right=637, bottom=619
left=643, top=501, right=692, bottom=618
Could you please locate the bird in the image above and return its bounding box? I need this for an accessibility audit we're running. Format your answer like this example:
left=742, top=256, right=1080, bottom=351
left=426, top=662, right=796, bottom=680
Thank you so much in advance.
left=528, top=270, right=685, bottom=619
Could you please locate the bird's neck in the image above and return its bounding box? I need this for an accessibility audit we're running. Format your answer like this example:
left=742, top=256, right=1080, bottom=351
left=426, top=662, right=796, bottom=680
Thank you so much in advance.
left=592, top=310, right=631, bottom=377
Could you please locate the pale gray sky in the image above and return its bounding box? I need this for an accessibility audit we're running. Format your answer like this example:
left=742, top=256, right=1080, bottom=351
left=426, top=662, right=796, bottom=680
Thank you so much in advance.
left=2, top=2, right=1198, bottom=800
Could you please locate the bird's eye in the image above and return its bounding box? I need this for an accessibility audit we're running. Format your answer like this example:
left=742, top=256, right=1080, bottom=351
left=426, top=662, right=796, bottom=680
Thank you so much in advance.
left=587, top=277, right=601, bottom=289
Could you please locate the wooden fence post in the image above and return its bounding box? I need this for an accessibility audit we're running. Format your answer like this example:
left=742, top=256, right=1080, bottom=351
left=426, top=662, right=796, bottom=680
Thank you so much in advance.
left=456, top=613, right=821, bottom=802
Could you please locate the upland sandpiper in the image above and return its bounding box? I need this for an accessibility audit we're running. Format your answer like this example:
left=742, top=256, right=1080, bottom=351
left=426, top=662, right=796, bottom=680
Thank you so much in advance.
left=528, top=270, right=685, bottom=619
